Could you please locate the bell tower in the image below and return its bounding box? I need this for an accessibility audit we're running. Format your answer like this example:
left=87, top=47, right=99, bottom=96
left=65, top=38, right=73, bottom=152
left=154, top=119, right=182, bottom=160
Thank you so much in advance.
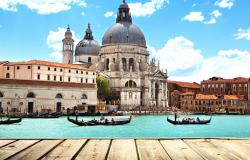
left=62, top=25, right=74, bottom=64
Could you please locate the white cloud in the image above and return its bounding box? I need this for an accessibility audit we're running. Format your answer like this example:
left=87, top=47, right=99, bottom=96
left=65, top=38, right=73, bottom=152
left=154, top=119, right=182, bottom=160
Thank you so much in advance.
left=182, top=11, right=204, bottom=22
left=234, top=28, right=250, bottom=41
left=46, top=27, right=80, bottom=62
left=215, top=0, right=234, bottom=9
left=204, top=10, right=222, bottom=24
left=0, top=0, right=87, bottom=14
left=151, top=36, right=250, bottom=82
left=104, top=11, right=114, bottom=18
left=152, top=36, right=203, bottom=72
left=128, top=0, right=169, bottom=17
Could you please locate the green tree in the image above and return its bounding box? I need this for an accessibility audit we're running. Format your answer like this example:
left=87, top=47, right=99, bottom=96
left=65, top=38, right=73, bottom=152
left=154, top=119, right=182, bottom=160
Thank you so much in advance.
left=96, top=76, right=118, bottom=102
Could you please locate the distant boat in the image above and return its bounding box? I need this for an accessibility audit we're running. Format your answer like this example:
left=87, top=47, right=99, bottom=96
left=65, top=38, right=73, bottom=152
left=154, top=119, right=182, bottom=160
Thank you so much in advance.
left=0, top=117, right=22, bottom=125
left=67, top=115, right=132, bottom=126
left=167, top=117, right=211, bottom=125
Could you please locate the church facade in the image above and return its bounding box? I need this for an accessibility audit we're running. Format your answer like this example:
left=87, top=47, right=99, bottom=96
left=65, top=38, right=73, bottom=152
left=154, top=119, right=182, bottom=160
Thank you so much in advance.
left=62, top=1, right=168, bottom=109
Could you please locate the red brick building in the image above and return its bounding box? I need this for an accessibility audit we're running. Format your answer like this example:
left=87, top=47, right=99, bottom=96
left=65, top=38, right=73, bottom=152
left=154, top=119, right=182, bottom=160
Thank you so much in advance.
left=201, top=77, right=248, bottom=99
left=167, top=80, right=200, bottom=108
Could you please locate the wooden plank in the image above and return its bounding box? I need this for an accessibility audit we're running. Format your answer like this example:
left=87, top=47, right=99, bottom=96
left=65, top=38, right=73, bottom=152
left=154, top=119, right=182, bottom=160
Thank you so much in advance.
left=0, top=140, right=16, bottom=148
left=8, top=140, right=62, bottom=160
left=184, top=139, right=241, bottom=160
left=136, top=139, right=171, bottom=160
left=160, top=139, right=203, bottom=160
left=75, top=139, right=110, bottom=160
left=230, top=139, right=250, bottom=149
left=107, top=139, right=138, bottom=160
left=0, top=140, right=38, bottom=159
left=210, top=139, right=250, bottom=160
left=42, top=139, right=87, bottom=160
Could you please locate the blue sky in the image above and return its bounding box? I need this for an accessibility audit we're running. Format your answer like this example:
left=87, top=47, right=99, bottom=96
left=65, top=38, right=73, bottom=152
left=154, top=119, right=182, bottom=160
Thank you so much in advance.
left=0, top=0, right=250, bottom=82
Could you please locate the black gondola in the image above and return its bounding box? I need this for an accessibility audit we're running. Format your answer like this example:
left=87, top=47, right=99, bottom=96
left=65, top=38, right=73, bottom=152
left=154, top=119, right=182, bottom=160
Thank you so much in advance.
left=167, top=117, right=211, bottom=125
left=0, top=117, right=22, bottom=125
left=67, top=116, right=132, bottom=126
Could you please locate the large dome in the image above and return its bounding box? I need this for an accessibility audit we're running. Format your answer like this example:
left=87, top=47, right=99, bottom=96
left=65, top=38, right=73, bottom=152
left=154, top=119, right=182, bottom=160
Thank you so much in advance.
left=102, top=1, right=146, bottom=47
left=102, top=22, right=146, bottom=47
left=75, top=24, right=101, bottom=56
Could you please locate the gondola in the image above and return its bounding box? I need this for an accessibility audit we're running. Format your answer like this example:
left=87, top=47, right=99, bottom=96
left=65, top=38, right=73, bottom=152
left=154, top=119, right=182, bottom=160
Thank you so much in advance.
left=167, top=117, right=211, bottom=125
left=67, top=115, right=132, bottom=126
left=0, top=117, right=22, bottom=125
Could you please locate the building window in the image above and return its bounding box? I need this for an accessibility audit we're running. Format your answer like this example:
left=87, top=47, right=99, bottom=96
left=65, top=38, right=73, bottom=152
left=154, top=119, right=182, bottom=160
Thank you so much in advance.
left=38, top=66, right=40, bottom=70
left=6, top=73, right=10, bottom=78
left=69, top=70, right=71, bottom=73
left=60, top=69, right=63, bottom=72
left=48, top=67, right=50, bottom=71
left=86, top=79, right=88, bottom=83
left=60, top=76, right=62, bottom=81
left=68, top=77, right=71, bottom=82
left=88, top=57, right=91, bottom=63
left=76, top=70, right=78, bottom=74
left=81, top=71, right=83, bottom=74
left=28, top=66, right=31, bottom=69
left=54, top=76, right=56, bottom=81
left=37, top=74, right=40, bottom=80
left=86, top=72, right=88, bottom=75
left=54, top=68, right=57, bottom=71
left=27, top=92, right=35, bottom=98
left=129, top=92, right=132, bottom=99
left=0, top=92, right=3, bottom=97
left=81, top=78, right=83, bottom=83
left=81, top=94, right=87, bottom=99
left=17, top=66, right=20, bottom=70
left=93, top=72, right=95, bottom=75
left=7, top=66, right=10, bottom=70
left=55, top=93, right=63, bottom=99
left=47, top=75, right=50, bottom=80
left=93, top=79, right=95, bottom=83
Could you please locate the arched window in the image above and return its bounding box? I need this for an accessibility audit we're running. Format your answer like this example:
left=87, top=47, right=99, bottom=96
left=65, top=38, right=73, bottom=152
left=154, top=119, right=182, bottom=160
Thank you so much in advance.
left=81, top=94, right=88, bottom=99
left=129, top=58, right=134, bottom=71
left=0, top=92, right=3, bottom=97
left=122, top=58, right=126, bottom=71
left=55, top=93, right=63, bottom=99
left=6, top=73, right=10, bottom=78
left=106, top=58, right=109, bottom=70
left=27, top=92, right=35, bottom=98
left=125, top=80, right=137, bottom=87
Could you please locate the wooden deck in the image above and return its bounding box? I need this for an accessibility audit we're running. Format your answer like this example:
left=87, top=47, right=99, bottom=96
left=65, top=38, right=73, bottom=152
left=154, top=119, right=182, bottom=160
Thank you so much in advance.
left=0, top=139, right=250, bottom=160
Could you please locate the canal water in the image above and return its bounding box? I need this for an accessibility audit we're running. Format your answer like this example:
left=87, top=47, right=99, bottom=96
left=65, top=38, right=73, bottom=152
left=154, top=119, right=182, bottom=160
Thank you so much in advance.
left=1, top=115, right=250, bottom=138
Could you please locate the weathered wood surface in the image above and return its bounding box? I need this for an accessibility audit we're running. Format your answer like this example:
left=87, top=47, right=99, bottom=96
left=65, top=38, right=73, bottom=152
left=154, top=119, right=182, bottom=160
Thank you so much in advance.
left=0, top=139, right=249, bottom=160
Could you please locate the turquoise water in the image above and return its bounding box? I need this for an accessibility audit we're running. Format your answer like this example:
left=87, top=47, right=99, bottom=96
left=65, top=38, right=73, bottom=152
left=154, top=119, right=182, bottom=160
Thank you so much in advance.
left=0, top=115, right=250, bottom=138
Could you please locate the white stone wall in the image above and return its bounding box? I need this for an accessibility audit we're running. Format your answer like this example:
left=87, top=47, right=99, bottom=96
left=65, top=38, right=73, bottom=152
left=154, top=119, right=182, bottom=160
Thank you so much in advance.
left=2, top=64, right=96, bottom=84
left=0, top=84, right=97, bottom=113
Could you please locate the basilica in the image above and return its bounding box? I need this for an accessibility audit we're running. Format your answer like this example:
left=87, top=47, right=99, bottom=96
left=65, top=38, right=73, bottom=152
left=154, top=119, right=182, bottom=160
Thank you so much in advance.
left=62, top=0, right=168, bottom=109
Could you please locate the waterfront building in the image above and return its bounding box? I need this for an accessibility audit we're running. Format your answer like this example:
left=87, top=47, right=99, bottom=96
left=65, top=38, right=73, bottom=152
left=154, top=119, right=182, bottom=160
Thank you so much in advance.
left=167, top=80, right=200, bottom=108
left=0, top=60, right=97, bottom=114
left=62, top=1, right=168, bottom=109
left=201, top=77, right=248, bottom=99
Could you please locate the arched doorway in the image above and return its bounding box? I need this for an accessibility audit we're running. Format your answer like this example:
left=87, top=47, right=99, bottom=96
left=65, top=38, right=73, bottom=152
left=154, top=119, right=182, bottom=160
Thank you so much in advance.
left=0, top=92, right=3, bottom=114
left=55, top=93, right=63, bottom=112
left=155, top=83, right=159, bottom=106
left=27, top=92, right=35, bottom=113
left=122, top=58, right=127, bottom=71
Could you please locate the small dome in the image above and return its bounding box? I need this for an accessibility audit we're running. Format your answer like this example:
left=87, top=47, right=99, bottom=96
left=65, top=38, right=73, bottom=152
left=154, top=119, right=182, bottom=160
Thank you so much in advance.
left=75, top=39, right=100, bottom=56
left=75, top=24, right=101, bottom=56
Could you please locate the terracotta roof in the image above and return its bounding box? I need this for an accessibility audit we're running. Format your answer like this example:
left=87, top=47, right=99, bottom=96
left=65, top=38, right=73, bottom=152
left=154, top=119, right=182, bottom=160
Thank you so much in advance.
left=195, top=94, right=217, bottom=100
left=168, top=80, right=200, bottom=89
left=202, top=77, right=248, bottom=84
left=223, top=95, right=239, bottom=100
left=0, top=78, right=96, bottom=89
left=180, top=91, right=195, bottom=95
left=5, top=60, right=94, bottom=71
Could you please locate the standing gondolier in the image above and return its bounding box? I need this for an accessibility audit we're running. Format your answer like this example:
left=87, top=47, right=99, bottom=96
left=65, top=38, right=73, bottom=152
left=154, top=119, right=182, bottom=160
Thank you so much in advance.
left=174, top=112, right=177, bottom=122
